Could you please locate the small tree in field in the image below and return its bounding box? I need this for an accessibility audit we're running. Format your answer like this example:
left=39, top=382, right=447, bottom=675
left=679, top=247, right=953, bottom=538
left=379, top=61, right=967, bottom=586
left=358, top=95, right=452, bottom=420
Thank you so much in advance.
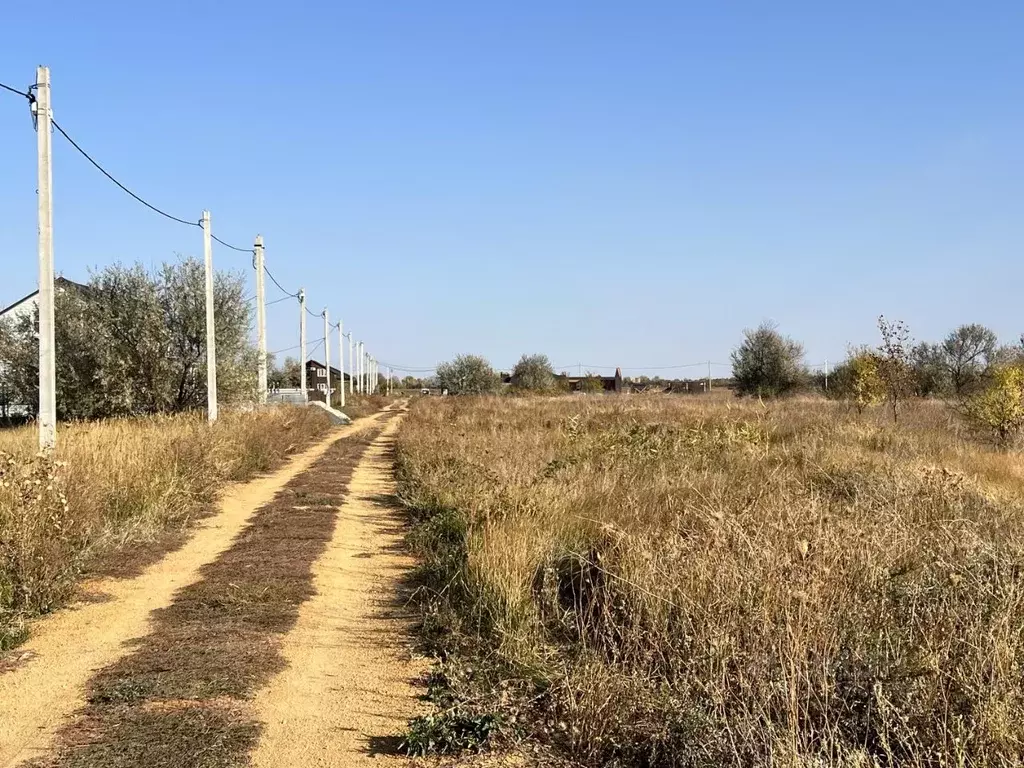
left=877, top=316, right=914, bottom=423
left=511, top=354, right=555, bottom=392
left=963, top=364, right=1024, bottom=445
left=436, top=355, right=499, bottom=395
left=731, top=323, right=806, bottom=398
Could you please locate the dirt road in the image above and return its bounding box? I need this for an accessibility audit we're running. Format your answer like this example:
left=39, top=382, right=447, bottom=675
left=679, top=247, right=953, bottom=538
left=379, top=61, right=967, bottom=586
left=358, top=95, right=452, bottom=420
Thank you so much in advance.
left=251, top=412, right=427, bottom=767
left=1, top=404, right=422, bottom=768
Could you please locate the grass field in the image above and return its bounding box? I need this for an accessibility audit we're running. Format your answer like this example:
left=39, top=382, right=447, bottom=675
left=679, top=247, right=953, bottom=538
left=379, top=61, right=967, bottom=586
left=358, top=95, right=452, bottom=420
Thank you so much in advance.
left=0, top=406, right=334, bottom=649
left=397, top=394, right=1024, bottom=766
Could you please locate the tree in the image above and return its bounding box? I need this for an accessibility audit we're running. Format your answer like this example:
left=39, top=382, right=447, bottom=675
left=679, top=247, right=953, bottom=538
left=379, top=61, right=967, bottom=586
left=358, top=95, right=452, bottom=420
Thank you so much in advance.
left=269, top=357, right=302, bottom=389
left=730, top=322, right=806, bottom=398
left=943, top=324, right=998, bottom=397
left=910, top=342, right=951, bottom=398
left=436, top=355, right=499, bottom=395
left=877, top=316, right=914, bottom=423
left=511, top=354, right=555, bottom=392
left=962, top=364, right=1024, bottom=445
left=0, top=258, right=255, bottom=420
left=849, top=349, right=885, bottom=413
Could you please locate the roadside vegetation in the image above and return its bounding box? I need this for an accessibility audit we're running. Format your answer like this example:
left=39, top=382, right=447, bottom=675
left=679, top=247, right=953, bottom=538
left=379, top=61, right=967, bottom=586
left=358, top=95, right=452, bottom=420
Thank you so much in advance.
left=0, top=406, right=332, bottom=649
left=397, top=392, right=1024, bottom=766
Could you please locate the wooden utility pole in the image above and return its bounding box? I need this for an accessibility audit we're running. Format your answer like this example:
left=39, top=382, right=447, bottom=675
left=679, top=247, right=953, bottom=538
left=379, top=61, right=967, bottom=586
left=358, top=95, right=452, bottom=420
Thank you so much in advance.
left=35, top=66, right=56, bottom=449
left=323, top=308, right=330, bottom=405
left=299, top=289, right=307, bottom=401
left=254, top=235, right=267, bottom=405
left=202, top=210, right=218, bottom=422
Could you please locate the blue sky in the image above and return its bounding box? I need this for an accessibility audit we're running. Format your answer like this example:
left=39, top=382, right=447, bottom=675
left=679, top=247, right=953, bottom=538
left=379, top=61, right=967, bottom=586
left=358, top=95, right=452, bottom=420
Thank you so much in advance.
left=1, top=2, right=1022, bottom=378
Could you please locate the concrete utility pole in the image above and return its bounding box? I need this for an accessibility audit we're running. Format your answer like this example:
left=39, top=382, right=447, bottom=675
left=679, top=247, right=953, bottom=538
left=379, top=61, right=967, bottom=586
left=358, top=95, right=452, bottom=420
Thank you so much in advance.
left=299, top=289, right=307, bottom=401
left=388, top=367, right=392, bottom=395
left=358, top=342, right=364, bottom=393
left=323, top=308, right=330, bottom=406
left=338, top=321, right=345, bottom=408
left=34, top=66, right=56, bottom=449
left=348, top=333, right=354, bottom=394
left=824, top=358, right=830, bottom=393
left=707, top=361, right=712, bottom=393
left=202, top=210, right=218, bottom=423
left=254, top=235, right=267, bottom=405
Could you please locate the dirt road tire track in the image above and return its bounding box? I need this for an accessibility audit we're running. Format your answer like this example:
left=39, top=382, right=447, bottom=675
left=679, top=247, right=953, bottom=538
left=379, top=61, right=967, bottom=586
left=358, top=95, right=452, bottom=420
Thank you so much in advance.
left=250, top=410, right=427, bottom=767
left=0, top=410, right=394, bottom=768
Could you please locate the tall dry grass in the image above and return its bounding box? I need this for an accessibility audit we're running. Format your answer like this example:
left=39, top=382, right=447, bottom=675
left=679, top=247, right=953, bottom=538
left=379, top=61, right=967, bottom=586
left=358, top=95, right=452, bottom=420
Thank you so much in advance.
left=0, top=406, right=332, bottom=648
left=397, top=395, right=1024, bottom=767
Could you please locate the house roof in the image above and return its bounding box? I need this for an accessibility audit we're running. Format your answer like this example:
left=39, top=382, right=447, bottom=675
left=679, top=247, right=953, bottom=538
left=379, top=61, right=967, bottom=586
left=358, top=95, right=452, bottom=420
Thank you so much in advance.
left=0, top=277, right=89, bottom=317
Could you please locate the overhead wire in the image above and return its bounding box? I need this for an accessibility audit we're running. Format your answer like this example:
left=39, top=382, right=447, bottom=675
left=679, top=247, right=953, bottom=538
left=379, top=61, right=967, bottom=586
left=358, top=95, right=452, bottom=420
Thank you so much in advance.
left=50, top=118, right=199, bottom=227
left=0, top=81, right=30, bottom=98
left=264, top=265, right=298, bottom=298
left=5, top=76, right=354, bottom=377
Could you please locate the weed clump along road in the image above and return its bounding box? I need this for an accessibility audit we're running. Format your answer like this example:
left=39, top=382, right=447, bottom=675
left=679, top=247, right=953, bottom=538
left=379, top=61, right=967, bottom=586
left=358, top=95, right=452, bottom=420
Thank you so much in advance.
left=398, top=395, right=1024, bottom=766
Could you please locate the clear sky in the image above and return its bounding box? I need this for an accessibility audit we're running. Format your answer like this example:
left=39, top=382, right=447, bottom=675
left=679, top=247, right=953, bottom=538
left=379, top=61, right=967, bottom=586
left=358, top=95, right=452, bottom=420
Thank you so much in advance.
left=1, top=2, right=1022, bottom=378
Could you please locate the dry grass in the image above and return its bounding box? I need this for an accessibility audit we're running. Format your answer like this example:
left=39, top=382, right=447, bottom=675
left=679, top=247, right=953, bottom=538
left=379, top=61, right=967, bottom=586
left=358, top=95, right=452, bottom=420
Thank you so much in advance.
left=397, top=395, right=1024, bottom=767
left=0, top=406, right=334, bottom=649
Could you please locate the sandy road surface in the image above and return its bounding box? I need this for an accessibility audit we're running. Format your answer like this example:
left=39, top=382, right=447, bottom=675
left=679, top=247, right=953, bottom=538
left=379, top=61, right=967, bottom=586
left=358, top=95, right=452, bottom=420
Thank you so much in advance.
left=251, top=409, right=428, bottom=767
left=0, top=410, right=391, bottom=768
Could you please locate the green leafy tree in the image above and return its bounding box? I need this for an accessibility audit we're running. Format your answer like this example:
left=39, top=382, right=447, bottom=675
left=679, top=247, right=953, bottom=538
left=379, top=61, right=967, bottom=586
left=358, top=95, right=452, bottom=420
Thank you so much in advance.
left=910, top=341, right=951, bottom=398
left=731, top=322, right=807, bottom=398
left=436, top=355, right=499, bottom=395
left=943, top=323, right=998, bottom=396
left=0, top=258, right=255, bottom=420
left=511, top=354, right=555, bottom=392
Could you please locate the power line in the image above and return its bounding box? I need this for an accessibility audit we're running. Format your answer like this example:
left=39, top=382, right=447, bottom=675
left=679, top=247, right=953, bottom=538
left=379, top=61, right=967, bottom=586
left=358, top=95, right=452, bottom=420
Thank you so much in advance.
left=0, top=81, right=30, bottom=98
left=50, top=118, right=199, bottom=227
left=270, top=344, right=300, bottom=355
left=209, top=232, right=253, bottom=253
left=266, top=294, right=293, bottom=307
left=264, top=265, right=298, bottom=297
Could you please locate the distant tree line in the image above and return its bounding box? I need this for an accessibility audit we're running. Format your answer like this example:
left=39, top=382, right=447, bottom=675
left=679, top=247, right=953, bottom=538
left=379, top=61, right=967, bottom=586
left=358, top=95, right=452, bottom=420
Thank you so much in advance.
left=731, top=319, right=1024, bottom=443
left=0, top=259, right=256, bottom=422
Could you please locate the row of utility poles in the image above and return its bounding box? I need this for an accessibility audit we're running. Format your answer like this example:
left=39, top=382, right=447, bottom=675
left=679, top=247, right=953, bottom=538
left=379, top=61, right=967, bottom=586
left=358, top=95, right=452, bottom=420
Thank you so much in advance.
left=31, top=65, right=386, bottom=449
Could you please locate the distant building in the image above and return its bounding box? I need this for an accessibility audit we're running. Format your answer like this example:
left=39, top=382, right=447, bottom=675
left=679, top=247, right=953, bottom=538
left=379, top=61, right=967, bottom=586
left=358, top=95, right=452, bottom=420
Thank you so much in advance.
left=555, top=367, right=625, bottom=394
left=304, top=359, right=350, bottom=402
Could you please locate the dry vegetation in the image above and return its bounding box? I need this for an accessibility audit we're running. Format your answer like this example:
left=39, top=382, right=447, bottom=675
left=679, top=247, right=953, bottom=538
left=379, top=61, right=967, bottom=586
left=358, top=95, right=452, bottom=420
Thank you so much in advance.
left=397, top=394, right=1024, bottom=767
left=0, top=406, right=333, bottom=649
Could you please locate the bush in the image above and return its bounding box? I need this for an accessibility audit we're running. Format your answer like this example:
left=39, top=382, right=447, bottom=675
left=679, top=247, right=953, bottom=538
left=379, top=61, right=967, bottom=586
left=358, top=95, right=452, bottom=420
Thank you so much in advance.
left=510, top=354, right=555, bottom=392
left=436, top=355, right=499, bottom=395
left=962, top=364, right=1024, bottom=445
left=731, top=323, right=806, bottom=397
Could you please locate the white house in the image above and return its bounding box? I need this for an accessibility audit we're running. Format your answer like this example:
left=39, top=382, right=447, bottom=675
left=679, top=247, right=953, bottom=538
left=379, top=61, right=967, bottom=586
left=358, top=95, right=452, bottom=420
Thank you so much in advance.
left=0, top=276, right=87, bottom=324
left=0, top=277, right=88, bottom=419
